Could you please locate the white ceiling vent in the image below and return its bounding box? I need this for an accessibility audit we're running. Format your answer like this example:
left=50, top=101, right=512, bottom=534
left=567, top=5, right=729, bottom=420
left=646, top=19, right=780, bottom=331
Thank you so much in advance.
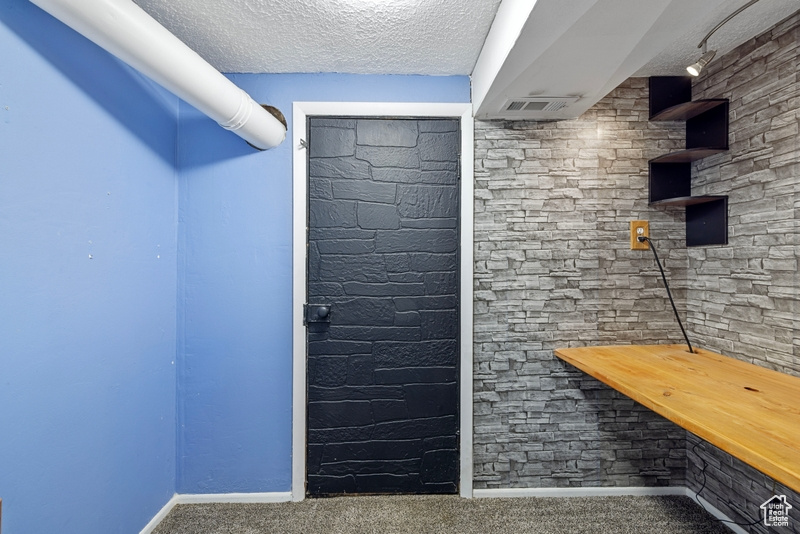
left=497, top=97, right=580, bottom=119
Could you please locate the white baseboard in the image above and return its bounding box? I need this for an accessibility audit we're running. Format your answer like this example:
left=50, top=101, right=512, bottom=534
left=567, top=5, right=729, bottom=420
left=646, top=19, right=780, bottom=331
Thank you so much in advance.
left=474, top=486, right=748, bottom=534
left=175, top=492, right=293, bottom=504
left=139, top=494, right=179, bottom=534
left=139, top=492, right=293, bottom=533
left=685, top=489, right=749, bottom=534
left=142, top=488, right=746, bottom=534
left=473, top=486, right=686, bottom=499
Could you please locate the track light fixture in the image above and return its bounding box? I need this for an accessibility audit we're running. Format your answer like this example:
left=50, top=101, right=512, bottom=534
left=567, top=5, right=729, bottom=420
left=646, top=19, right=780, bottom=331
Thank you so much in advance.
left=686, top=0, right=762, bottom=77
left=687, top=43, right=717, bottom=76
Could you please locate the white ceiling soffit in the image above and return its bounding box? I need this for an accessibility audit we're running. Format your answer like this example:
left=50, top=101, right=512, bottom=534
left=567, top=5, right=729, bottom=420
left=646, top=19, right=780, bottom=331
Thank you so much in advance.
left=473, top=0, right=799, bottom=121
left=474, top=0, right=725, bottom=120
left=132, top=0, right=502, bottom=75
left=635, top=0, right=800, bottom=77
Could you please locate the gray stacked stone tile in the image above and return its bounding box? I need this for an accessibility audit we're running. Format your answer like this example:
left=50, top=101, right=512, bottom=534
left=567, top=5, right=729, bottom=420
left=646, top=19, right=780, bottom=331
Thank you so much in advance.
left=686, top=10, right=800, bottom=531
left=690, top=11, right=799, bottom=377
left=473, top=13, right=799, bottom=530
left=473, top=77, right=689, bottom=489
left=688, top=434, right=798, bottom=534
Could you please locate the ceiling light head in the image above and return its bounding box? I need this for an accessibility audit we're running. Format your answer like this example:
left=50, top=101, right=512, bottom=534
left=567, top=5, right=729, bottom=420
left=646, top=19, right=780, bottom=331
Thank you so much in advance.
left=687, top=49, right=716, bottom=77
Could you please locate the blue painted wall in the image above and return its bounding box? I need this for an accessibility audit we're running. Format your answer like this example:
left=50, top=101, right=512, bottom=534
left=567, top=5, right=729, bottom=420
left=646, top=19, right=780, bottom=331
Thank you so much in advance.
left=177, top=73, right=470, bottom=493
left=0, top=1, right=178, bottom=532
left=1, top=0, right=471, bottom=521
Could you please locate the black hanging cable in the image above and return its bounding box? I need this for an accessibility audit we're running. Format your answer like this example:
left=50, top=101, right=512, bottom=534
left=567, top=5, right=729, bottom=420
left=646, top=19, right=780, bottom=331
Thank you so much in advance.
left=638, top=236, right=694, bottom=354
left=690, top=441, right=765, bottom=529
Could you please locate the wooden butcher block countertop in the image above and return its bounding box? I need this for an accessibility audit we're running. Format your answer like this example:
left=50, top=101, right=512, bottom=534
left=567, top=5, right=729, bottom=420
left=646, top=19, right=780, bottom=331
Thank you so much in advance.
left=554, top=344, right=800, bottom=493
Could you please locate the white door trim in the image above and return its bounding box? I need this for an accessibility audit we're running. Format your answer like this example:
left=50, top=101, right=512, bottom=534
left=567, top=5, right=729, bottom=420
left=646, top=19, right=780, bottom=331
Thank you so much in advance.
left=291, top=102, right=474, bottom=501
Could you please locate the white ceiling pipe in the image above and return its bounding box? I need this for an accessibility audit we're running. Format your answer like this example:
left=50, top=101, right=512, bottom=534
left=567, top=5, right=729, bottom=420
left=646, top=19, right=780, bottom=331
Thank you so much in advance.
left=29, top=0, right=286, bottom=150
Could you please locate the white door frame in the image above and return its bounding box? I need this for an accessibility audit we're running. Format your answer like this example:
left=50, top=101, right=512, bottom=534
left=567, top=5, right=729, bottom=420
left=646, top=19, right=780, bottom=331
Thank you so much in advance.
left=291, top=102, right=474, bottom=501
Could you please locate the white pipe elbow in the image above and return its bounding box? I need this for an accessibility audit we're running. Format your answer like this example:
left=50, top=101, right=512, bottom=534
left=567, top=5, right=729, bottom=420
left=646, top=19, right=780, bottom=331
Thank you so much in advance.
left=29, top=0, right=286, bottom=150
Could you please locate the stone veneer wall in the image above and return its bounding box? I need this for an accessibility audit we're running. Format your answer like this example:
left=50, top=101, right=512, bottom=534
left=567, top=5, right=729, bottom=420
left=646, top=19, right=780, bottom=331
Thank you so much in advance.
left=474, top=13, right=799, bottom=526
left=685, top=11, right=800, bottom=533
left=688, top=434, right=798, bottom=534
left=691, top=10, right=799, bottom=377
left=473, top=78, right=689, bottom=489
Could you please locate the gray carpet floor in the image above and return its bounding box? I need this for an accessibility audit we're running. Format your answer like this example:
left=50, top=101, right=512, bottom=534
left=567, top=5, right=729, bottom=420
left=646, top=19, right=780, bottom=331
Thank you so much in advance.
left=152, top=494, right=733, bottom=533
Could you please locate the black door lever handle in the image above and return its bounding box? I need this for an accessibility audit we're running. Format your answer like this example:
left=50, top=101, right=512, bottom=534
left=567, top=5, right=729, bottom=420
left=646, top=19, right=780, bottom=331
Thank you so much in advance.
left=304, top=304, right=332, bottom=326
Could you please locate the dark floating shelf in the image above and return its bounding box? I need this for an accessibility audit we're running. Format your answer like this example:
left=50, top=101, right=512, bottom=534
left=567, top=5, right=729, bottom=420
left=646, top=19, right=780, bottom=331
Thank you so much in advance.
left=650, top=195, right=728, bottom=207
left=687, top=198, right=728, bottom=247
left=649, top=99, right=728, bottom=121
left=648, top=76, right=729, bottom=246
left=650, top=148, right=728, bottom=163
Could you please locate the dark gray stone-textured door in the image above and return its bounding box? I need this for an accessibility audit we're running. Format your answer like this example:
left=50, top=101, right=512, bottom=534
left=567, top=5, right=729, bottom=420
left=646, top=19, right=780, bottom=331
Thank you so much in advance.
left=306, top=117, right=460, bottom=496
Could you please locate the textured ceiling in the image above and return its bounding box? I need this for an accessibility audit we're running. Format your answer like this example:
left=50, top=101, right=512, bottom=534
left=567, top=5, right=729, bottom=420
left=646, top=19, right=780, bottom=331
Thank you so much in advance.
left=473, top=0, right=800, bottom=120
left=635, top=0, right=800, bottom=76
left=128, top=0, right=798, bottom=120
left=133, top=0, right=503, bottom=75
left=131, top=0, right=797, bottom=78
